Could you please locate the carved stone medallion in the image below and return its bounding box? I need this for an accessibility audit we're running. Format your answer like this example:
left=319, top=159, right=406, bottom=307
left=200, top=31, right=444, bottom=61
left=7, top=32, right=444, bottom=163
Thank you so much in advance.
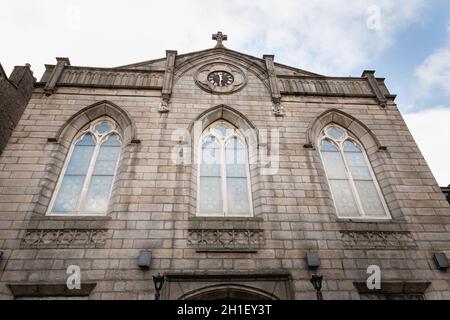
left=195, top=63, right=247, bottom=94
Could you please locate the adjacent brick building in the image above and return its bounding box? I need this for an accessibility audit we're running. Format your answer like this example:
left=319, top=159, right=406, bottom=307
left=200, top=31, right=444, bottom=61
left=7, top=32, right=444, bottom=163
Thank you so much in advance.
left=442, top=186, right=450, bottom=205
left=0, top=63, right=35, bottom=155
left=1, top=33, right=450, bottom=300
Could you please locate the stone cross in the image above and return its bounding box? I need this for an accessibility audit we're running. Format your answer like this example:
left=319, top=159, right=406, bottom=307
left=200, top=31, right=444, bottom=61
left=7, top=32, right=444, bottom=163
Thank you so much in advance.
left=212, top=31, right=227, bottom=48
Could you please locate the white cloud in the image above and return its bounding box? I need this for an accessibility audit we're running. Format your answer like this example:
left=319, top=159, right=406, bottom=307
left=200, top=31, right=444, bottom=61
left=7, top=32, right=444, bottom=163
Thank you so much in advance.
left=409, top=20, right=450, bottom=111
left=415, top=49, right=450, bottom=97
left=228, top=0, right=425, bottom=75
left=0, top=0, right=425, bottom=78
left=403, top=108, right=450, bottom=186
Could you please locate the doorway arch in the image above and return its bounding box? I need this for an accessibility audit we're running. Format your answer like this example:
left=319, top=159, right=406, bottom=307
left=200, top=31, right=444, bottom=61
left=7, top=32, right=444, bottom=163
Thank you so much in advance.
left=179, top=284, right=278, bottom=300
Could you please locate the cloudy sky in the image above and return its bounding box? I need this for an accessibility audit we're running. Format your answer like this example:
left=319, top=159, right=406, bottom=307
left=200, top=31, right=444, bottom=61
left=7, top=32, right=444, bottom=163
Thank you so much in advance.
left=1, top=0, right=449, bottom=185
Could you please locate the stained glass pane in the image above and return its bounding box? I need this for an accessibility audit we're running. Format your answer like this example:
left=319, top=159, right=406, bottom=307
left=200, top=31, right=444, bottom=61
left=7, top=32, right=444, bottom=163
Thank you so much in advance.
left=66, top=145, right=95, bottom=175
left=66, top=134, right=95, bottom=176
left=94, top=137, right=121, bottom=176
left=200, top=164, right=221, bottom=176
left=199, top=177, right=223, bottom=214
left=214, top=124, right=229, bottom=137
left=93, top=160, right=118, bottom=175
left=320, top=139, right=339, bottom=152
left=201, top=136, right=220, bottom=165
left=354, top=180, right=386, bottom=216
left=227, top=177, right=250, bottom=215
left=326, top=127, right=344, bottom=139
left=225, top=137, right=247, bottom=177
left=343, top=142, right=371, bottom=180
left=225, top=137, right=245, bottom=164
left=226, top=164, right=246, bottom=177
left=321, top=151, right=347, bottom=180
left=329, top=179, right=360, bottom=217
left=52, top=176, right=84, bottom=212
left=101, top=134, right=121, bottom=146
left=95, top=122, right=112, bottom=134
left=81, top=176, right=114, bottom=212
left=343, top=140, right=361, bottom=152
left=76, top=133, right=96, bottom=146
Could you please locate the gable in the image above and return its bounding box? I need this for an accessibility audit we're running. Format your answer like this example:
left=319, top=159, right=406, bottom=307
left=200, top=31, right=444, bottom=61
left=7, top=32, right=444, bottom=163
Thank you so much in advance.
left=116, top=47, right=323, bottom=77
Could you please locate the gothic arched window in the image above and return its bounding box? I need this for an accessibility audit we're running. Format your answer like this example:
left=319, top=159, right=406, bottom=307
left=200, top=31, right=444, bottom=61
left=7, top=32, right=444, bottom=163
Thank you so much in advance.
left=48, top=117, right=122, bottom=215
left=198, top=121, right=253, bottom=216
left=319, top=124, right=390, bottom=219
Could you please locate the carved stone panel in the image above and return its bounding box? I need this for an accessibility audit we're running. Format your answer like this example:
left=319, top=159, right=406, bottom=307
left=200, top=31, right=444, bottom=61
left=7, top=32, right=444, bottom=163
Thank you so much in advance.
left=21, top=229, right=108, bottom=248
left=340, top=230, right=417, bottom=249
left=188, top=229, right=264, bottom=252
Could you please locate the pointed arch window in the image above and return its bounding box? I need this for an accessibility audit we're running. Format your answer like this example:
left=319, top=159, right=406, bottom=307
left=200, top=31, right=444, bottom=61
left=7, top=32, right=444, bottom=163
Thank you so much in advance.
left=319, top=124, right=390, bottom=219
left=198, top=121, right=253, bottom=216
left=48, top=117, right=122, bottom=215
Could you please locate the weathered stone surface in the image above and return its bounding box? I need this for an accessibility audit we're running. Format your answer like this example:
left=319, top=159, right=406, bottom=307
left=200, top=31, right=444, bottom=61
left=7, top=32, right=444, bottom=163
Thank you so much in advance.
left=1, top=42, right=450, bottom=300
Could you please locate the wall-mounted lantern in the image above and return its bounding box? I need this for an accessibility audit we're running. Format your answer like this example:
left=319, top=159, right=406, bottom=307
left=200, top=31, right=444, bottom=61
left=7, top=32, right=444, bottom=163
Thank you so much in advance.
left=310, top=274, right=324, bottom=300
left=153, top=273, right=165, bottom=300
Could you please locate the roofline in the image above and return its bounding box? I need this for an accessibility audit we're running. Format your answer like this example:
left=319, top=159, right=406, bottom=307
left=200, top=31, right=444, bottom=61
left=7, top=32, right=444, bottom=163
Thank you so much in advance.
left=0, top=63, right=7, bottom=78
left=116, top=46, right=324, bottom=77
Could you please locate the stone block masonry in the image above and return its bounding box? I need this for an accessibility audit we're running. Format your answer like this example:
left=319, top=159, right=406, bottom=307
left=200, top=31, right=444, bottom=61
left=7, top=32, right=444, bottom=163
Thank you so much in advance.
left=1, top=43, right=450, bottom=300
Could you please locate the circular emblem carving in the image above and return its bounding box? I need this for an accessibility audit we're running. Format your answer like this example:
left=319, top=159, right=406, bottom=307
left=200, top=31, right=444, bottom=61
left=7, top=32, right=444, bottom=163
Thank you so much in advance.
left=195, top=63, right=246, bottom=94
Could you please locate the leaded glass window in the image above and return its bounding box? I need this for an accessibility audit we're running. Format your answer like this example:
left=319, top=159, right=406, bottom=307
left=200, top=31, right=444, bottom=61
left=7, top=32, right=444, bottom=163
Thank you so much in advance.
left=48, top=117, right=122, bottom=215
left=198, top=121, right=253, bottom=216
left=319, top=125, right=390, bottom=219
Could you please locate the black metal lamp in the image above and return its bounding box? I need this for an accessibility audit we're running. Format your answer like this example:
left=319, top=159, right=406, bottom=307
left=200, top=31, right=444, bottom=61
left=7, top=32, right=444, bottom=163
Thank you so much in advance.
left=310, top=274, right=324, bottom=300
left=153, top=273, right=164, bottom=300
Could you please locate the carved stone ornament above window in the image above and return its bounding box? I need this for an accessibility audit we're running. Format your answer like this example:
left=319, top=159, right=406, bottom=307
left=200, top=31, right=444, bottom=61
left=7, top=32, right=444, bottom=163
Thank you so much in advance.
left=188, top=228, right=264, bottom=252
left=340, top=230, right=417, bottom=249
left=195, top=63, right=247, bottom=94
left=21, top=229, right=108, bottom=248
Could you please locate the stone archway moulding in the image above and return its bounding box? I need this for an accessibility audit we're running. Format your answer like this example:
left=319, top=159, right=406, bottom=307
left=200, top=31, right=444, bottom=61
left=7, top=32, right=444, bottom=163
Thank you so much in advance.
left=54, top=100, right=137, bottom=145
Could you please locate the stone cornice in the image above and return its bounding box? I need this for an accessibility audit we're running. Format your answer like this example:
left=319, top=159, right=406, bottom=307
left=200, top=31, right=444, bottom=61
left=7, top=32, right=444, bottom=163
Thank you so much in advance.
left=278, top=75, right=395, bottom=102
left=37, top=66, right=164, bottom=90
left=37, top=57, right=394, bottom=104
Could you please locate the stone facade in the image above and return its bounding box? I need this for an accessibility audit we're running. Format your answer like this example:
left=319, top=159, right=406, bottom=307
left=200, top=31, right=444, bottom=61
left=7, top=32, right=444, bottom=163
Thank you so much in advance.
left=1, top=37, right=450, bottom=300
left=0, top=63, right=35, bottom=155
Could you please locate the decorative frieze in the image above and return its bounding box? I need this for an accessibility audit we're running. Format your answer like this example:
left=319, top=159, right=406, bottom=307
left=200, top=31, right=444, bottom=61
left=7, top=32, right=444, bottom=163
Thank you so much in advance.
left=278, top=77, right=374, bottom=96
left=340, top=230, right=417, bottom=249
left=21, top=229, right=108, bottom=248
left=187, top=229, right=264, bottom=252
left=58, top=68, right=163, bottom=88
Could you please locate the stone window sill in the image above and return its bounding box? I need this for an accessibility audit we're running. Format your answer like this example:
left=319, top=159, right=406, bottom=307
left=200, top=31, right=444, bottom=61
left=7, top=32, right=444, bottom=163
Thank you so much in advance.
left=31, top=215, right=112, bottom=222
